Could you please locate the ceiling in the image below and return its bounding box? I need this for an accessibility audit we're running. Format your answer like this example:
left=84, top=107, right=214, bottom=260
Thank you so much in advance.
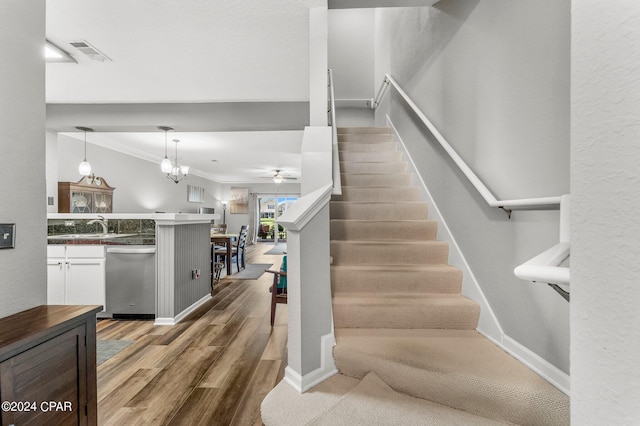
left=45, top=0, right=326, bottom=184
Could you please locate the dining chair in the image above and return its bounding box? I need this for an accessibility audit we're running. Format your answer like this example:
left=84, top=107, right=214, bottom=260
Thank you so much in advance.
left=265, top=255, right=287, bottom=326
left=214, top=225, right=248, bottom=272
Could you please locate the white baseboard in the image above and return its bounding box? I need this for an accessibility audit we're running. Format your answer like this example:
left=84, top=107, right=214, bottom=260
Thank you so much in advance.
left=500, top=334, right=570, bottom=395
left=154, top=293, right=211, bottom=326
left=284, top=332, right=338, bottom=393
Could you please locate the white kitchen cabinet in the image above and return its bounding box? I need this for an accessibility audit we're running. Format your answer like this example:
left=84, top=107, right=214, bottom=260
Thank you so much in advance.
left=47, top=245, right=106, bottom=311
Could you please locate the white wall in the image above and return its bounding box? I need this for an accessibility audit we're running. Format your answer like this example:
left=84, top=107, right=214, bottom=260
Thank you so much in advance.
left=329, top=9, right=375, bottom=99
left=571, top=1, right=640, bottom=423
left=56, top=134, right=223, bottom=213
left=329, top=9, right=376, bottom=127
left=54, top=135, right=301, bottom=234
left=0, top=0, right=47, bottom=317
left=375, top=0, right=571, bottom=372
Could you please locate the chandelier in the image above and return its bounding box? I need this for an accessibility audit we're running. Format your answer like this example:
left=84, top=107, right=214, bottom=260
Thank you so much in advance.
left=158, top=126, right=189, bottom=184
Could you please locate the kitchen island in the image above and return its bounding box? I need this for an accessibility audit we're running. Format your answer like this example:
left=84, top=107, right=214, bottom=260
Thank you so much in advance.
left=47, top=213, right=219, bottom=325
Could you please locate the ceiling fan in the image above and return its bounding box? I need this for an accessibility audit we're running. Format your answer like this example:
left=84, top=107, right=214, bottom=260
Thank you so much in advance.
left=261, top=169, right=297, bottom=183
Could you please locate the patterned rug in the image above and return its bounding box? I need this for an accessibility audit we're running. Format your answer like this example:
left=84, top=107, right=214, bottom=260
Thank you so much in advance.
left=97, top=339, right=134, bottom=365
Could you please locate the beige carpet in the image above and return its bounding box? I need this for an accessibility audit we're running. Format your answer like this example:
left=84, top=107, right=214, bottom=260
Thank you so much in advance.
left=307, top=372, right=510, bottom=426
left=261, top=127, right=569, bottom=426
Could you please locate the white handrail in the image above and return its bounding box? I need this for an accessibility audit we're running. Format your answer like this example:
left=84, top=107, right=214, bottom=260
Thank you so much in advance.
left=374, top=74, right=564, bottom=211
left=374, top=74, right=571, bottom=293
left=328, top=69, right=342, bottom=195
left=514, top=194, right=570, bottom=291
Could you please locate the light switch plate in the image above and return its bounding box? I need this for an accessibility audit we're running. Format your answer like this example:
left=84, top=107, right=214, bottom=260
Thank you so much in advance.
left=0, top=224, right=16, bottom=249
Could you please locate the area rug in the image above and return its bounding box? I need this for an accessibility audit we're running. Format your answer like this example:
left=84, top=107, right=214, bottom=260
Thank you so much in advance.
left=97, top=339, right=134, bottom=365
left=264, top=244, right=287, bottom=255
left=232, top=263, right=273, bottom=280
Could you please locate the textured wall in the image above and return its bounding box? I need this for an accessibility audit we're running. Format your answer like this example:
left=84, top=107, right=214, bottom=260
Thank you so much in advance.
left=0, top=0, right=47, bottom=318
left=375, top=0, right=571, bottom=372
left=174, top=223, right=211, bottom=314
left=571, top=1, right=640, bottom=422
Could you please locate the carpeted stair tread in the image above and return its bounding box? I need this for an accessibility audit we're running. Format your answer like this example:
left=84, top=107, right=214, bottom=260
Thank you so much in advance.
left=332, top=186, right=421, bottom=202
left=332, top=293, right=480, bottom=329
left=331, top=264, right=462, bottom=294
left=333, top=328, right=570, bottom=426
left=262, top=372, right=511, bottom=426
left=340, top=173, right=413, bottom=187
left=330, top=219, right=438, bottom=241
left=331, top=240, right=449, bottom=265
left=338, top=135, right=396, bottom=144
left=307, top=372, right=511, bottom=426
left=330, top=201, right=428, bottom=220
left=339, top=150, right=403, bottom=163
left=340, top=161, right=408, bottom=174
left=338, top=127, right=392, bottom=134
left=261, top=374, right=360, bottom=426
left=338, top=141, right=398, bottom=152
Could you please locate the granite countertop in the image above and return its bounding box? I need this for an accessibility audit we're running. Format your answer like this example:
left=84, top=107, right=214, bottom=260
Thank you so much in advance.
left=47, top=233, right=156, bottom=245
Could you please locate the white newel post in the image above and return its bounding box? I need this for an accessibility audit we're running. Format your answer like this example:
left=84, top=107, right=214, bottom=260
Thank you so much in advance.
left=279, top=185, right=337, bottom=393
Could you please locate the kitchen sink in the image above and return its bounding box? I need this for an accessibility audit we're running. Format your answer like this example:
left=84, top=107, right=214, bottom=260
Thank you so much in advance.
left=47, top=233, right=138, bottom=240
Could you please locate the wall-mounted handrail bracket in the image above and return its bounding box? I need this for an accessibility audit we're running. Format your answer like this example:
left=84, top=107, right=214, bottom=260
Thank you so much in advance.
left=547, top=283, right=570, bottom=302
left=499, top=206, right=512, bottom=219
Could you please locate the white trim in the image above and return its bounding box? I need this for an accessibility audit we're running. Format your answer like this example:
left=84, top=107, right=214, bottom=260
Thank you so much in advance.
left=153, top=293, right=211, bottom=326
left=501, top=335, right=570, bottom=395
left=283, top=332, right=338, bottom=393
left=278, top=184, right=333, bottom=231
left=388, top=116, right=503, bottom=340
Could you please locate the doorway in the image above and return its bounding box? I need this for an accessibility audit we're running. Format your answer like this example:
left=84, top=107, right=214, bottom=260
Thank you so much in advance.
left=257, top=194, right=299, bottom=244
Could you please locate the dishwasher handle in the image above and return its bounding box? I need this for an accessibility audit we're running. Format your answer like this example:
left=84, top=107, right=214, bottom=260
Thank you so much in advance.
left=106, top=247, right=156, bottom=254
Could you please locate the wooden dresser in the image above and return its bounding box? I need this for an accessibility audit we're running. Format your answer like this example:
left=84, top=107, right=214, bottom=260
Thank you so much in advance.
left=0, top=305, right=102, bottom=425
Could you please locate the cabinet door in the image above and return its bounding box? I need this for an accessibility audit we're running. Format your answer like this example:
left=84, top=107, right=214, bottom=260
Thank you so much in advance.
left=0, top=325, right=88, bottom=426
left=47, top=258, right=66, bottom=305
left=71, top=190, right=93, bottom=213
left=66, top=259, right=106, bottom=311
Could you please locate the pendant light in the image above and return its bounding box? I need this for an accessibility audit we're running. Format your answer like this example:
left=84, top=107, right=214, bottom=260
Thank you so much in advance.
left=76, top=126, right=93, bottom=176
left=166, top=139, right=189, bottom=183
left=158, top=126, right=173, bottom=173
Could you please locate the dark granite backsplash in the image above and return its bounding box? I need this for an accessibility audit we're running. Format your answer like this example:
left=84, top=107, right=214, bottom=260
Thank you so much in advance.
left=48, top=219, right=156, bottom=237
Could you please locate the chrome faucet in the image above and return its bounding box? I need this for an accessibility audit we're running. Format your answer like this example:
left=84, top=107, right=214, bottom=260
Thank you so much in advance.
left=87, top=216, right=108, bottom=234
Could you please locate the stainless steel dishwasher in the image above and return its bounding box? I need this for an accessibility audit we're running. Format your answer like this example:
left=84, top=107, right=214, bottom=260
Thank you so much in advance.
left=105, top=246, right=156, bottom=319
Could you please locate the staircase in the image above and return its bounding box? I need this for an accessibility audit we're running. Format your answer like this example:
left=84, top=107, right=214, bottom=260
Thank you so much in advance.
left=262, top=127, right=569, bottom=425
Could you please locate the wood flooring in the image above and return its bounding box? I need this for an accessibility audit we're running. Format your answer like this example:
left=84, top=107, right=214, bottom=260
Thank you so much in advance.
left=96, top=243, right=288, bottom=425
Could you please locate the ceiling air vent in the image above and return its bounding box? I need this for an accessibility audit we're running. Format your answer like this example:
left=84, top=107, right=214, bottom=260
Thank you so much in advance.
left=69, top=40, right=112, bottom=62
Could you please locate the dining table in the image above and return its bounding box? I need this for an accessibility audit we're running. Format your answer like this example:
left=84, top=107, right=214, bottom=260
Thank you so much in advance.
left=211, top=233, right=238, bottom=274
